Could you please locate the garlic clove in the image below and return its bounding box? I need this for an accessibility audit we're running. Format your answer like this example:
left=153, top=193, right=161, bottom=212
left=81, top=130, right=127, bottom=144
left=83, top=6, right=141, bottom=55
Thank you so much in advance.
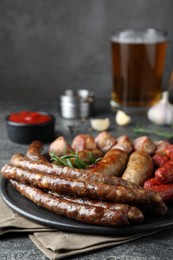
left=115, top=110, right=131, bottom=126
left=90, top=118, right=110, bottom=131
left=147, top=91, right=173, bottom=125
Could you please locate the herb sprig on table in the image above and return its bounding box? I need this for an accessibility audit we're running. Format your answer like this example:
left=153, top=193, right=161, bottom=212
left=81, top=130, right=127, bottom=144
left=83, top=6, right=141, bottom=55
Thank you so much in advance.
left=50, top=151, right=102, bottom=169
left=133, top=126, right=173, bottom=139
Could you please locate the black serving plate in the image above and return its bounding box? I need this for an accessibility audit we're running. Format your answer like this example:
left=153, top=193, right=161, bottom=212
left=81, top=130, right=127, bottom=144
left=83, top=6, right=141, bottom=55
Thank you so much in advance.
left=1, top=177, right=173, bottom=235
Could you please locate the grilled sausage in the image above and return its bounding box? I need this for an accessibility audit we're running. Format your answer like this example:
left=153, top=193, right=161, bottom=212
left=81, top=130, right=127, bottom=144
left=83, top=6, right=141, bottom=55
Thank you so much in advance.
left=143, top=177, right=159, bottom=189
left=133, top=136, right=156, bottom=154
left=49, top=136, right=73, bottom=157
left=155, top=161, right=173, bottom=184
left=49, top=192, right=144, bottom=224
left=144, top=183, right=173, bottom=203
left=111, top=135, right=134, bottom=154
left=26, top=140, right=49, bottom=163
left=152, top=153, right=169, bottom=168
left=2, top=164, right=167, bottom=215
left=71, top=134, right=96, bottom=151
left=121, top=151, right=154, bottom=186
left=10, top=180, right=129, bottom=226
left=10, top=153, right=136, bottom=188
left=29, top=140, right=103, bottom=166
left=154, top=140, right=170, bottom=154
left=164, top=145, right=173, bottom=160
left=88, top=148, right=128, bottom=177
left=95, top=131, right=117, bottom=153
left=25, top=140, right=128, bottom=177
left=144, top=160, right=173, bottom=188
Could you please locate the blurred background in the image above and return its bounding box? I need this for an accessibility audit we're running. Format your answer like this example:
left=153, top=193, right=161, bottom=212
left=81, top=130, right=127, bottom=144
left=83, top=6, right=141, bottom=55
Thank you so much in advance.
left=0, top=0, right=173, bottom=101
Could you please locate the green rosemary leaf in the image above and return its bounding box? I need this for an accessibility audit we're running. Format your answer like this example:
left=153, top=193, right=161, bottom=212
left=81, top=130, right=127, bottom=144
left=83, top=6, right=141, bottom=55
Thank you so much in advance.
left=88, top=151, right=95, bottom=164
left=66, top=158, right=74, bottom=168
left=60, top=154, right=76, bottom=159
left=94, top=157, right=103, bottom=163
left=50, top=150, right=102, bottom=169
left=49, top=152, right=60, bottom=162
left=133, top=127, right=173, bottom=139
left=77, top=157, right=88, bottom=168
left=74, top=151, right=88, bottom=169
left=57, top=158, right=68, bottom=166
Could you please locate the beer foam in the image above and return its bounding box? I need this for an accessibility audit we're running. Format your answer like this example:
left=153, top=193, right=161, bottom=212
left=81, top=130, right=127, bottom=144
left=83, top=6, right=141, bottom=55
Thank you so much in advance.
left=112, top=29, right=166, bottom=44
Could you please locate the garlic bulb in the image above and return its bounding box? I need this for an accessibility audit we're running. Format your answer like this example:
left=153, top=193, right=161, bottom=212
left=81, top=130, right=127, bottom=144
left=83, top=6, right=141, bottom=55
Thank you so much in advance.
left=147, top=91, right=173, bottom=125
left=115, top=110, right=131, bottom=126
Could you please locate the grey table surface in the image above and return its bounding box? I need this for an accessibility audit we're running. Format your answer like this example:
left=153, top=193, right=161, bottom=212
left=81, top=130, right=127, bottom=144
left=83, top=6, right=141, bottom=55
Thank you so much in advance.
left=0, top=99, right=173, bottom=260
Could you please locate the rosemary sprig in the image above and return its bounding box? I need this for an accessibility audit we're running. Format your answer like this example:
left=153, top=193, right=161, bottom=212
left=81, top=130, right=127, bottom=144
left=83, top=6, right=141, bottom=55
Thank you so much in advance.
left=74, top=151, right=88, bottom=168
left=133, top=127, right=173, bottom=139
left=88, top=151, right=102, bottom=164
left=50, top=151, right=102, bottom=169
left=50, top=153, right=74, bottom=167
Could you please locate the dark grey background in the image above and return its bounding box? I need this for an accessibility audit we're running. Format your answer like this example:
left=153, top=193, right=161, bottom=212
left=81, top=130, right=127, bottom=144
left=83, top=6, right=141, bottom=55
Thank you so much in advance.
left=0, top=0, right=173, bottom=101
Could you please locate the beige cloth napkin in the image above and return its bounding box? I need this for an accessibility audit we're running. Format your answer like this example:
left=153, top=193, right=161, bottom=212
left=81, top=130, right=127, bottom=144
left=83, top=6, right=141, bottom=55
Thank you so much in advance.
left=0, top=197, right=54, bottom=235
left=0, top=196, right=158, bottom=260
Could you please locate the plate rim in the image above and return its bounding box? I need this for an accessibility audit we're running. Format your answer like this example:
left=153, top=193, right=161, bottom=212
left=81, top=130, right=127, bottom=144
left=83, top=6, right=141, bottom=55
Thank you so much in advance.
left=1, top=177, right=173, bottom=235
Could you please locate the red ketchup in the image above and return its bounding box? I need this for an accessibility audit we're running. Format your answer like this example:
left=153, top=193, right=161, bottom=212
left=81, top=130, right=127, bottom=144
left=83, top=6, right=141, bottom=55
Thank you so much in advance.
left=9, top=111, right=52, bottom=124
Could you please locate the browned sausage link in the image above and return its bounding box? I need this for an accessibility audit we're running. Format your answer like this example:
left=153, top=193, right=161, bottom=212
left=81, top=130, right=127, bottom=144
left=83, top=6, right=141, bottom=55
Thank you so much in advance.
left=122, top=151, right=154, bottom=187
left=88, top=149, right=128, bottom=177
left=10, top=180, right=129, bottom=227
left=26, top=140, right=49, bottom=163
left=2, top=164, right=167, bottom=215
left=133, top=136, right=156, bottom=154
left=152, top=153, right=169, bottom=168
left=72, top=134, right=97, bottom=151
left=49, top=136, right=73, bottom=157
left=28, top=139, right=103, bottom=165
left=10, top=154, right=139, bottom=189
left=95, top=131, right=117, bottom=153
left=111, top=135, right=134, bottom=154
left=154, top=140, right=170, bottom=154
left=50, top=192, right=144, bottom=224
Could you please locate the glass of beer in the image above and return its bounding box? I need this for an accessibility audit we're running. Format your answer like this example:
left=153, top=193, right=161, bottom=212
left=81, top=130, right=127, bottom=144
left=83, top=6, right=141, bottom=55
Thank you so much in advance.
left=110, top=28, right=168, bottom=114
